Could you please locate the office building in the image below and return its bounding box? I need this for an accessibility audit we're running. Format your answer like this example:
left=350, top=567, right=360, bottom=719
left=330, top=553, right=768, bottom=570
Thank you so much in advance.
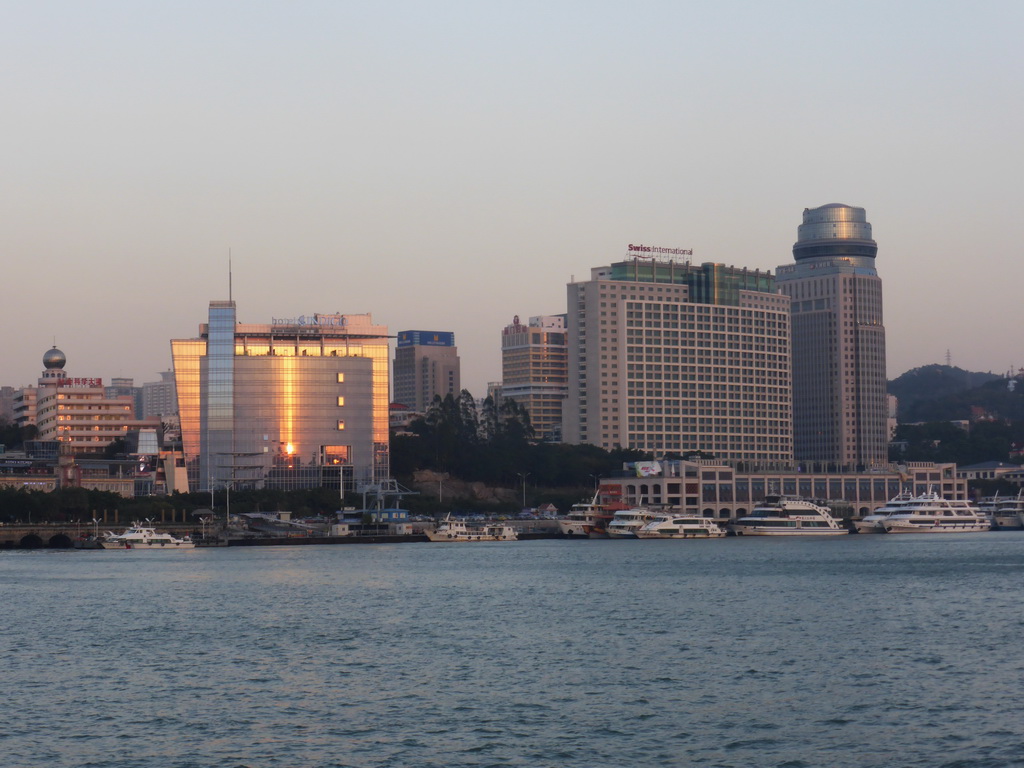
left=500, top=315, right=568, bottom=441
left=18, top=347, right=158, bottom=454
left=392, top=330, right=460, bottom=412
left=171, top=303, right=390, bottom=493
left=564, top=253, right=792, bottom=461
left=106, top=377, right=142, bottom=417
left=142, top=371, right=178, bottom=420
left=775, top=204, right=887, bottom=467
left=0, top=386, right=15, bottom=424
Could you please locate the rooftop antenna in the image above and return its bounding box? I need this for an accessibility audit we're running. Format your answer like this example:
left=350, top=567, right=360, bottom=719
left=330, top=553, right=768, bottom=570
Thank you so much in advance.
left=229, top=248, right=233, bottom=302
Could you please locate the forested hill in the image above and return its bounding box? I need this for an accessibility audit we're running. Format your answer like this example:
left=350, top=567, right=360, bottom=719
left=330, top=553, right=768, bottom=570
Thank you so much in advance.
left=889, top=364, right=1020, bottom=422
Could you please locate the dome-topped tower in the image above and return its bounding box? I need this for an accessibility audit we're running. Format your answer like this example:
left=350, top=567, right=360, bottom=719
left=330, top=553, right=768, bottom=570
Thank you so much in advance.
left=792, top=203, right=877, bottom=262
left=43, top=346, right=67, bottom=370
left=41, top=346, right=68, bottom=382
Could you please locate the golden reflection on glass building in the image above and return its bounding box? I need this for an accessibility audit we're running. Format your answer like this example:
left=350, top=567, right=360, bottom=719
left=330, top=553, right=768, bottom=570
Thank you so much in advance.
left=171, top=302, right=390, bottom=493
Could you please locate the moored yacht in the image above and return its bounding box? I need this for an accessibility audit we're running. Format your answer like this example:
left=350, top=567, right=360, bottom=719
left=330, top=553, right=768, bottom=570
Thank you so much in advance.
left=101, top=523, right=195, bottom=549
left=636, top=512, right=726, bottom=539
left=853, top=490, right=915, bottom=534
left=991, top=491, right=1024, bottom=530
left=880, top=492, right=991, bottom=533
left=605, top=506, right=658, bottom=538
left=728, top=496, right=848, bottom=536
left=557, top=492, right=613, bottom=537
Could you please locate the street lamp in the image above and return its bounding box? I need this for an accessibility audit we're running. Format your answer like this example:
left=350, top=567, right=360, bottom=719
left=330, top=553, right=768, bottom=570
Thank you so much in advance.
left=516, top=472, right=530, bottom=509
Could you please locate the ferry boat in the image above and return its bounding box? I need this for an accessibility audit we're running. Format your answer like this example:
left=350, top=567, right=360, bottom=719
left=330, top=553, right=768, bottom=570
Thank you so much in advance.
left=425, top=514, right=518, bottom=542
left=987, top=491, right=1024, bottom=530
left=557, top=492, right=613, bottom=537
left=605, top=506, right=658, bottom=538
left=636, top=512, right=726, bottom=539
left=728, top=496, right=848, bottom=536
left=100, top=523, right=196, bottom=549
left=853, top=490, right=915, bottom=534
left=880, top=492, right=992, bottom=534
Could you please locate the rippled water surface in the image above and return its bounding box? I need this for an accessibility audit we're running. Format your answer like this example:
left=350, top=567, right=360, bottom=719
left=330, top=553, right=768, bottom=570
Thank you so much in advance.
left=4, top=534, right=1024, bottom=767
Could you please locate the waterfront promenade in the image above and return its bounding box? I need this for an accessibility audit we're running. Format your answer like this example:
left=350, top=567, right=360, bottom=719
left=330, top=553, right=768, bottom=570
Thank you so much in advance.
left=0, top=519, right=561, bottom=549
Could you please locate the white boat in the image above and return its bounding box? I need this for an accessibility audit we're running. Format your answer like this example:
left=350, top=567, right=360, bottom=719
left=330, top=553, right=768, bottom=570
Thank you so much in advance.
left=100, top=523, right=196, bottom=549
left=425, top=514, right=518, bottom=542
left=880, top=492, right=992, bottom=534
left=557, top=492, right=612, bottom=537
left=853, top=490, right=915, bottom=533
left=729, top=496, right=848, bottom=536
left=636, top=512, right=726, bottom=539
left=605, top=506, right=658, bottom=538
left=991, top=491, right=1024, bottom=530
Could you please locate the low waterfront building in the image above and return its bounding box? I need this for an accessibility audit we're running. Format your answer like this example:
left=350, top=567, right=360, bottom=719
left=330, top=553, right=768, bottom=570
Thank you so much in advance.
left=595, top=458, right=966, bottom=521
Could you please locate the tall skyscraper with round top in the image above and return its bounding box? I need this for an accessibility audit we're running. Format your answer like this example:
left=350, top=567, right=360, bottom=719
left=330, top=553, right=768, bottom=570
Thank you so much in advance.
left=776, top=204, right=887, bottom=468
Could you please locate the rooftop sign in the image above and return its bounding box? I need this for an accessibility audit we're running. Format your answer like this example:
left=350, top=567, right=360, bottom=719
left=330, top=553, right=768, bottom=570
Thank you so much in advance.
left=272, top=313, right=347, bottom=328
left=628, top=244, right=693, bottom=257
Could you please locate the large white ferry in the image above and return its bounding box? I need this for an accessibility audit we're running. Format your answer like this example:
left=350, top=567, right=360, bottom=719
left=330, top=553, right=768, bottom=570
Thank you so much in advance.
left=729, top=497, right=848, bottom=536
left=979, top=491, right=1024, bottom=530
left=101, top=523, right=196, bottom=549
left=636, top=512, right=726, bottom=539
left=853, top=490, right=915, bottom=534
left=425, top=515, right=518, bottom=542
left=880, top=492, right=991, bottom=534
left=557, top=492, right=613, bottom=537
left=605, top=506, right=658, bottom=538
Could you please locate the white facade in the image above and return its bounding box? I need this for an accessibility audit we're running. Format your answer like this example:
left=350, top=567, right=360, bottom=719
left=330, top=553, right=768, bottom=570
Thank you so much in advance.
left=564, top=258, right=792, bottom=461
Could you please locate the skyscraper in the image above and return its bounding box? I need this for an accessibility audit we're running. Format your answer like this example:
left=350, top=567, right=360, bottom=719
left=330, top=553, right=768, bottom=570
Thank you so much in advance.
left=563, top=254, right=792, bottom=461
left=392, top=331, right=460, bottom=412
left=775, top=204, right=887, bottom=468
left=500, top=315, right=568, bottom=442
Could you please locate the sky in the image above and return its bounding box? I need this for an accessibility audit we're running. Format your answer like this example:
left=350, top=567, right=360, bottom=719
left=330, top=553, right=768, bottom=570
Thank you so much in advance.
left=2, top=1, right=1022, bottom=396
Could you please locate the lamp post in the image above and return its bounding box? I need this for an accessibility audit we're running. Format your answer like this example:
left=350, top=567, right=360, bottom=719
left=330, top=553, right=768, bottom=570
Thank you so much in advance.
left=516, top=472, right=530, bottom=509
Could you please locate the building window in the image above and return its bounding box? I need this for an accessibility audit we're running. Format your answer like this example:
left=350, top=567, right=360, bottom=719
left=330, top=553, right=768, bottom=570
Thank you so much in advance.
left=337, top=396, right=345, bottom=407
left=337, top=373, right=345, bottom=383
left=337, top=421, right=346, bottom=430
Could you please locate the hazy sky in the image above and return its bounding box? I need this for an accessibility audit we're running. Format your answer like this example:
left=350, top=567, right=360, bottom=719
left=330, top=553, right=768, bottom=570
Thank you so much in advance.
left=3, top=1, right=1021, bottom=396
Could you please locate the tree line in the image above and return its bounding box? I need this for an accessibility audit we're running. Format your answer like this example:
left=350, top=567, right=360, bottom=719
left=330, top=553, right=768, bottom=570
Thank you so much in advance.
left=390, top=390, right=648, bottom=492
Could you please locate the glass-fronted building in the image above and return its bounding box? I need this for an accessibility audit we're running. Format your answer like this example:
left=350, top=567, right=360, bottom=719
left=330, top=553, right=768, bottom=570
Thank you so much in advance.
left=171, top=302, right=390, bottom=493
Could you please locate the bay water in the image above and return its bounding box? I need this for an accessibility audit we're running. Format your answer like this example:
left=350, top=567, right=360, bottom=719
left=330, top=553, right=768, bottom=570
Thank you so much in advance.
left=4, top=533, right=1024, bottom=767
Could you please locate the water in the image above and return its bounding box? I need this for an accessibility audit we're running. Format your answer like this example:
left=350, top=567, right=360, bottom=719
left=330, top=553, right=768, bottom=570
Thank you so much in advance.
left=4, top=534, right=1024, bottom=768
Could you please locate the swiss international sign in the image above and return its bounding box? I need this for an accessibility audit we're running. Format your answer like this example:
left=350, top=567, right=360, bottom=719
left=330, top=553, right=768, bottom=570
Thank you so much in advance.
left=628, top=244, right=693, bottom=256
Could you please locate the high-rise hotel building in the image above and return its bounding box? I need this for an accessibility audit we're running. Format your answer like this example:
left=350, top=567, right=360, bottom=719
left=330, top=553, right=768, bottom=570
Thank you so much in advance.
left=171, top=302, right=390, bottom=493
left=500, top=315, right=568, bottom=442
left=563, top=254, right=792, bottom=461
left=392, top=330, right=460, bottom=412
left=775, top=204, right=887, bottom=468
